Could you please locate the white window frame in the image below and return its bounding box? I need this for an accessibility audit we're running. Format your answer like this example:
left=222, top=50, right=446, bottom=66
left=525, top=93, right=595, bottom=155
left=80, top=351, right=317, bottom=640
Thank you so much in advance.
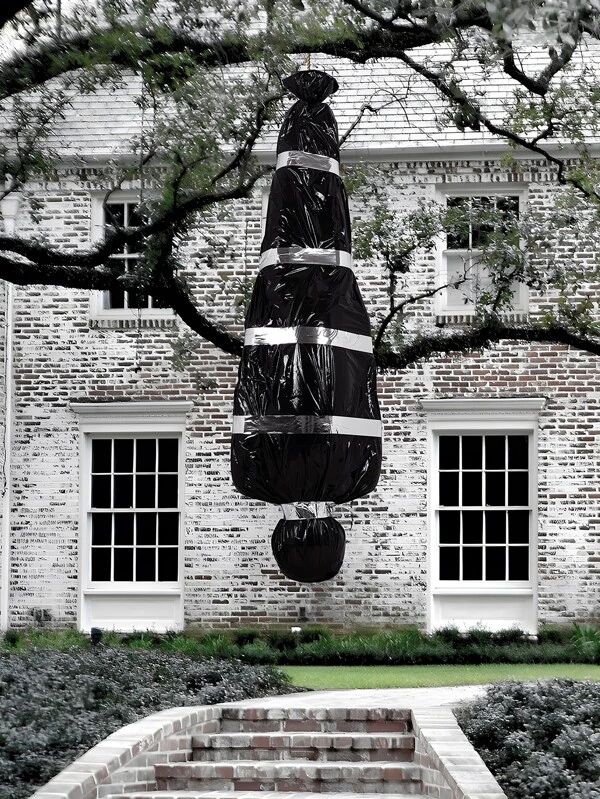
left=423, top=398, right=545, bottom=629
left=434, top=184, right=529, bottom=323
left=70, top=401, right=192, bottom=630
left=261, top=187, right=269, bottom=238
left=89, top=191, right=176, bottom=323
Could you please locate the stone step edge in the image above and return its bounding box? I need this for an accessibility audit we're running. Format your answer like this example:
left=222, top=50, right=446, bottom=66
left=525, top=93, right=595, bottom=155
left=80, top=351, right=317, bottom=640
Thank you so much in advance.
left=220, top=708, right=412, bottom=721
left=192, top=732, right=416, bottom=749
left=121, top=792, right=430, bottom=799
left=155, top=760, right=421, bottom=779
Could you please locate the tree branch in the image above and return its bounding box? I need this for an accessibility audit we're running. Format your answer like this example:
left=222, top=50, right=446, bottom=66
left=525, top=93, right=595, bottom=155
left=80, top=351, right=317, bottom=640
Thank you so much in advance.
left=0, top=168, right=270, bottom=268
left=376, top=322, right=600, bottom=369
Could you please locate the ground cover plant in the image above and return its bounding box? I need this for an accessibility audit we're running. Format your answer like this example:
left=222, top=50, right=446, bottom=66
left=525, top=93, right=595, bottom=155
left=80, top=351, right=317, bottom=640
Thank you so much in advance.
left=457, top=680, right=600, bottom=799
left=0, top=647, right=291, bottom=799
left=2, top=623, right=598, bottom=665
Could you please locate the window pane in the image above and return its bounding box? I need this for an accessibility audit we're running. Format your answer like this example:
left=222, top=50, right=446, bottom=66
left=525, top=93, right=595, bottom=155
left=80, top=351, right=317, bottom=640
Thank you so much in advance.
left=439, top=472, right=459, bottom=506
left=463, top=547, right=483, bottom=580
left=159, top=438, right=179, bottom=472
left=126, top=203, right=143, bottom=228
left=439, top=547, right=460, bottom=580
left=91, top=547, right=111, bottom=581
left=136, top=475, right=155, bottom=508
left=136, top=439, right=156, bottom=472
left=439, top=436, right=459, bottom=469
left=462, top=472, right=482, bottom=506
left=91, top=475, right=111, bottom=508
left=471, top=196, right=494, bottom=248
left=109, top=287, right=125, bottom=309
left=137, top=513, right=156, bottom=545
left=158, top=547, right=178, bottom=581
left=158, top=475, right=178, bottom=508
left=486, top=472, right=505, bottom=506
left=462, top=436, right=482, bottom=469
left=439, top=511, right=460, bottom=544
left=509, top=546, right=529, bottom=580
left=486, top=546, right=506, bottom=580
left=486, top=511, right=506, bottom=543
left=136, top=547, right=156, bottom=581
left=508, top=472, right=528, bottom=506
left=508, top=510, right=530, bottom=543
left=128, top=289, right=150, bottom=309
left=151, top=293, right=171, bottom=309
left=114, top=513, right=134, bottom=545
left=462, top=511, right=483, bottom=543
left=114, top=439, right=133, bottom=472
left=158, top=512, right=179, bottom=545
left=485, top=436, right=505, bottom=469
left=114, top=475, right=133, bottom=508
left=91, top=514, right=111, bottom=545
left=445, top=252, right=475, bottom=307
left=92, top=439, right=111, bottom=473
left=446, top=196, right=470, bottom=249
left=114, top=548, right=134, bottom=581
left=105, top=203, right=125, bottom=227
left=497, top=195, right=520, bottom=214
left=508, top=435, right=528, bottom=469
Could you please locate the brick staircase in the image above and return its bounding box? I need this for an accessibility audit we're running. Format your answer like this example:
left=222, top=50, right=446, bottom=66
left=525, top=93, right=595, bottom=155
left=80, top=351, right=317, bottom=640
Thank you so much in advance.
left=119, top=705, right=431, bottom=797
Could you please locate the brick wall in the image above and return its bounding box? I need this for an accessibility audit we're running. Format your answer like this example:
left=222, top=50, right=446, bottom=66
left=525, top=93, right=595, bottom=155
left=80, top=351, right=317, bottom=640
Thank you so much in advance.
left=1, top=157, right=598, bottom=629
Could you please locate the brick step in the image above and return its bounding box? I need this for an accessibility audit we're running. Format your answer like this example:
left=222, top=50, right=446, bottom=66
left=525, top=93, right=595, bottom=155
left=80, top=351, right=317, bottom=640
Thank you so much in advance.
left=155, top=760, right=423, bottom=794
left=191, top=732, right=415, bottom=762
left=218, top=708, right=411, bottom=734
left=121, top=792, right=430, bottom=799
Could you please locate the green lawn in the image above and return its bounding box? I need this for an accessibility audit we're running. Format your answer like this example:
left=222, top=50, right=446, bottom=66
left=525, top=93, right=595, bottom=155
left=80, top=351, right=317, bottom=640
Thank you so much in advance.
left=282, top=663, right=600, bottom=690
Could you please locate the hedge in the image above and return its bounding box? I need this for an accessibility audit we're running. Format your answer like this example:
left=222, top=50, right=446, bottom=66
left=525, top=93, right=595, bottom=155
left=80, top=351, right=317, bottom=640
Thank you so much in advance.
left=2, top=623, right=599, bottom=666
left=457, top=679, right=600, bottom=799
left=0, top=648, right=291, bottom=799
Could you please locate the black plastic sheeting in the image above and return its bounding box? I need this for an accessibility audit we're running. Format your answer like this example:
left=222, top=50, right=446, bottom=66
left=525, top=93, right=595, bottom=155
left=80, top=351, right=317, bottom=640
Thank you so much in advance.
left=231, top=70, right=382, bottom=583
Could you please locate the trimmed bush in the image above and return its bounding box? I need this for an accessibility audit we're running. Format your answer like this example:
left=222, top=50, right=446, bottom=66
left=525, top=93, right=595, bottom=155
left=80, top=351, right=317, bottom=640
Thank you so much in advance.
left=457, top=679, right=600, bottom=799
left=0, top=647, right=290, bottom=799
left=1, top=623, right=598, bottom=666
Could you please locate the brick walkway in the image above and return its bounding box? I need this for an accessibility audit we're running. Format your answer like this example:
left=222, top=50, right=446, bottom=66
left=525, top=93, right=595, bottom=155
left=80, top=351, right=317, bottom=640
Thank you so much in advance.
left=33, top=686, right=506, bottom=799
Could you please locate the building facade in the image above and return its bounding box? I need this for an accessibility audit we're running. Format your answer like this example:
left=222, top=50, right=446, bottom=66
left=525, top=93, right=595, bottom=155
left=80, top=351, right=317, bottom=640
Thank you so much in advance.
left=0, top=56, right=598, bottom=635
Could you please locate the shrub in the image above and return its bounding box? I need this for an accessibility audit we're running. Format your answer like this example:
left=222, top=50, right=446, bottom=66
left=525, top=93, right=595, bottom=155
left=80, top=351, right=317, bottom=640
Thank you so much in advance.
left=457, top=680, right=600, bottom=799
left=231, top=627, right=262, bottom=646
left=0, top=647, right=291, bottom=799
left=538, top=625, right=573, bottom=645
left=571, top=624, right=600, bottom=663
left=298, top=625, right=332, bottom=644
left=196, top=634, right=239, bottom=659
left=240, top=640, right=280, bottom=664
left=1, top=623, right=598, bottom=665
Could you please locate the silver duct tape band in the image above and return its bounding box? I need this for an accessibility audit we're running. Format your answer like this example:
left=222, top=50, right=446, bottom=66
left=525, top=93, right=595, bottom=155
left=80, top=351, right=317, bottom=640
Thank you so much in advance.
left=276, top=150, right=340, bottom=175
left=281, top=502, right=333, bottom=520
left=232, top=414, right=382, bottom=437
left=259, top=246, right=353, bottom=272
left=244, top=326, right=373, bottom=354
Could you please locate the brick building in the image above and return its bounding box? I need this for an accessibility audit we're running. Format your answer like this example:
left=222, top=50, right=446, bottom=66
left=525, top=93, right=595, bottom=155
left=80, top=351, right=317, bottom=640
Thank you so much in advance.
left=0, top=50, right=598, bottom=634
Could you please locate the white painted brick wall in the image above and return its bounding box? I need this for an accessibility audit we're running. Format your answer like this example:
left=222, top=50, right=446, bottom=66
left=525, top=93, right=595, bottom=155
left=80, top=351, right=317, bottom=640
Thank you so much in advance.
left=0, top=157, right=598, bottom=629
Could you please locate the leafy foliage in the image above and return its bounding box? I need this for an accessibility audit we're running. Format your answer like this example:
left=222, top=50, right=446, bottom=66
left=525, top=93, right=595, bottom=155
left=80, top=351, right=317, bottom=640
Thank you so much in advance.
left=2, top=624, right=599, bottom=666
left=0, top=647, right=291, bottom=799
left=458, top=680, right=600, bottom=799
left=1, top=1, right=600, bottom=364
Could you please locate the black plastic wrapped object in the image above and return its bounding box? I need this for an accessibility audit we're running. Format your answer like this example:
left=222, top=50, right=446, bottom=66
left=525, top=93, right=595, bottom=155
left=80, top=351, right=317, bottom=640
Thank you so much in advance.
left=231, top=70, right=382, bottom=583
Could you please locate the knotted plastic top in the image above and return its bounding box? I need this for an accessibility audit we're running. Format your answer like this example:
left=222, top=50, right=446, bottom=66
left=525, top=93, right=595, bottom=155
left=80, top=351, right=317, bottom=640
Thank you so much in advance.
left=282, top=70, right=339, bottom=104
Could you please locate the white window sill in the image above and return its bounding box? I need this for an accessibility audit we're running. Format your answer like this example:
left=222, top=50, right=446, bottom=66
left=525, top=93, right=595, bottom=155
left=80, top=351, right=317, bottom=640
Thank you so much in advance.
left=432, top=586, right=534, bottom=596
left=83, top=587, right=182, bottom=595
